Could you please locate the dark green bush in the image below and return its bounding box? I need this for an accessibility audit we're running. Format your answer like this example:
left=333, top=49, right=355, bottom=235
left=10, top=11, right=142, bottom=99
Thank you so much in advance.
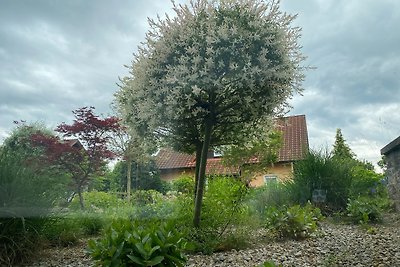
left=264, top=203, right=323, bottom=239
left=288, top=149, right=353, bottom=211
left=87, top=220, right=187, bottom=267
left=346, top=197, right=383, bottom=224
left=170, top=175, right=195, bottom=195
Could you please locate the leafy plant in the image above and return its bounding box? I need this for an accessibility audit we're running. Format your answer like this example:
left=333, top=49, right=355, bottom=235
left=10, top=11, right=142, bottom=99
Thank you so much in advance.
left=87, top=220, right=187, bottom=266
left=346, top=197, right=383, bottom=224
left=350, top=165, right=386, bottom=198
left=258, top=260, right=282, bottom=267
left=264, top=203, right=323, bottom=239
left=171, top=175, right=195, bottom=195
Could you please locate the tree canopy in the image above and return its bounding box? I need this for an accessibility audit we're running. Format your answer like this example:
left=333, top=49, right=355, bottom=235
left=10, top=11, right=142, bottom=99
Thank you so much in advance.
left=31, top=107, right=120, bottom=209
left=332, top=128, right=355, bottom=160
left=115, top=0, right=306, bottom=226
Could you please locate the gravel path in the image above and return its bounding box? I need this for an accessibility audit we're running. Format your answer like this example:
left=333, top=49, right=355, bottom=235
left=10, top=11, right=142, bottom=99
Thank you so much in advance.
left=23, top=213, right=400, bottom=267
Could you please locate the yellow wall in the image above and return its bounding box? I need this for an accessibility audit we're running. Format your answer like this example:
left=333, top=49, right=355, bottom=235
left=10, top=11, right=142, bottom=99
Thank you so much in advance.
left=249, top=162, right=293, bottom=187
left=160, top=168, right=195, bottom=182
left=160, top=162, right=294, bottom=187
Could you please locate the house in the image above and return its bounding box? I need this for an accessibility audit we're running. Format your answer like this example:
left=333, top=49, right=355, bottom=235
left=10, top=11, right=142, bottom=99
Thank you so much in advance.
left=156, top=115, right=309, bottom=186
left=381, top=136, right=400, bottom=212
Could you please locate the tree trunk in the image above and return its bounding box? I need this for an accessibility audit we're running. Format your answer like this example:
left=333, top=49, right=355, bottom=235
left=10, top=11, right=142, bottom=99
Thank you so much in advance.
left=126, top=159, right=132, bottom=202
left=136, top=161, right=139, bottom=189
left=194, top=145, right=202, bottom=199
left=193, top=121, right=213, bottom=228
left=78, top=186, right=85, bottom=210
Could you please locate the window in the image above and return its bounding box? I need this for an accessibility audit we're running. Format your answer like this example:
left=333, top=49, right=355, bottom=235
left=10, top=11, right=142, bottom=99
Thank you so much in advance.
left=263, top=174, right=278, bottom=184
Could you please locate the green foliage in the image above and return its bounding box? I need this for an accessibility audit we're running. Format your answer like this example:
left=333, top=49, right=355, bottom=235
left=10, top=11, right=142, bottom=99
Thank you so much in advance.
left=201, top=176, right=248, bottom=228
left=175, top=176, right=252, bottom=253
left=289, top=149, right=353, bottom=211
left=129, top=190, right=177, bottom=221
left=87, top=220, right=187, bottom=267
left=170, top=175, right=195, bottom=195
left=40, top=216, right=81, bottom=247
left=222, top=130, right=282, bottom=183
left=0, top=217, right=45, bottom=266
left=1, top=124, right=69, bottom=211
left=111, top=160, right=166, bottom=193
left=0, top=123, right=69, bottom=266
left=131, top=190, right=163, bottom=206
left=40, top=212, right=108, bottom=248
left=350, top=165, right=386, bottom=198
left=264, top=203, right=323, bottom=239
left=346, top=197, right=383, bottom=224
left=258, top=260, right=282, bottom=267
left=246, top=182, right=291, bottom=217
left=332, top=128, right=355, bottom=160
left=70, top=191, right=123, bottom=211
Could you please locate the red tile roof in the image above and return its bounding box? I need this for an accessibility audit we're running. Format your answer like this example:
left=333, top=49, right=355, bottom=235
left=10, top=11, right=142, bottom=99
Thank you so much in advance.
left=156, top=114, right=309, bottom=170
left=276, top=115, right=309, bottom=162
left=156, top=149, right=194, bottom=169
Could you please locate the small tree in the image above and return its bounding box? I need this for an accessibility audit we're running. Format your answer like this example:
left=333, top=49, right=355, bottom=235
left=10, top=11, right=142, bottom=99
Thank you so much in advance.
left=108, top=121, right=156, bottom=201
left=31, top=107, right=120, bottom=209
left=116, top=0, right=306, bottom=227
left=332, top=128, right=355, bottom=160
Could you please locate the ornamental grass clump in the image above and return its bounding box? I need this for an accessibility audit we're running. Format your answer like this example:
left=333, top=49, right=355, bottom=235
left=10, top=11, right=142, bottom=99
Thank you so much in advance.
left=87, top=220, right=187, bottom=267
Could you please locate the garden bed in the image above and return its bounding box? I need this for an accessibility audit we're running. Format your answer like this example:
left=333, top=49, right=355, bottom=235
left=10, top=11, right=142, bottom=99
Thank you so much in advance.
left=22, top=213, right=400, bottom=267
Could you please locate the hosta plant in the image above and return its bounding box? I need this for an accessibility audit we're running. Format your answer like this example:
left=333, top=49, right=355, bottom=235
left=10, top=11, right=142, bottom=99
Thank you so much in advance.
left=87, top=220, right=187, bottom=266
left=264, top=203, right=323, bottom=239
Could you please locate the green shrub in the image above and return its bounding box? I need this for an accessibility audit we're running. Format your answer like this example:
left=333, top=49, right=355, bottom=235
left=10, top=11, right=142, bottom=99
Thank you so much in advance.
left=346, top=197, right=383, bottom=224
left=175, top=176, right=252, bottom=253
left=246, top=182, right=291, bottom=217
left=69, top=191, right=123, bottom=211
left=0, top=133, right=67, bottom=266
left=289, top=149, right=353, bottom=211
left=131, top=190, right=163, bottom=206
left=171, top=175, right=195, bottom=195
left=87, top=220, right=187, bottom=267
left=350, top=166, right=386, bottom=198
left=264, top=203, right=323, bottom=239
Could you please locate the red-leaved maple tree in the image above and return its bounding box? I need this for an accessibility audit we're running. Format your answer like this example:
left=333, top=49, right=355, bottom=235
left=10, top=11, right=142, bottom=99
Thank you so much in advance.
left=31, top=107, right=120, bottom=209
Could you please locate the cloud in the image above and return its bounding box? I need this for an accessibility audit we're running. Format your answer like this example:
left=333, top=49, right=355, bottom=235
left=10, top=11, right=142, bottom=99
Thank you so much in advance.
left=0, top=0, right=398, bottom=169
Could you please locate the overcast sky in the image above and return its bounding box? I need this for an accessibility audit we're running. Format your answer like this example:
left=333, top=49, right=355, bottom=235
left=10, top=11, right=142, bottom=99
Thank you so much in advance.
left=1, top=0, right=399, bottom=167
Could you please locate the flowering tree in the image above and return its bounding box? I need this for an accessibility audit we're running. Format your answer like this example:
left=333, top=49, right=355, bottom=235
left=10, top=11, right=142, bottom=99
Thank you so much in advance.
left=116, top=0, right=306, bottom=227
left=31, top=107, right=120, bottom=209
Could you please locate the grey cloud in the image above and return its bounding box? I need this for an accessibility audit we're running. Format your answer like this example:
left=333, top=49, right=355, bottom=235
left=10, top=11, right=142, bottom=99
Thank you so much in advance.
left=0, top=0, right=399, bottom=167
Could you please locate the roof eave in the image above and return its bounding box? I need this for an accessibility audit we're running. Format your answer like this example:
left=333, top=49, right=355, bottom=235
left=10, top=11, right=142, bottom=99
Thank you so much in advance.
left=381, top=136, right=400, bottom=155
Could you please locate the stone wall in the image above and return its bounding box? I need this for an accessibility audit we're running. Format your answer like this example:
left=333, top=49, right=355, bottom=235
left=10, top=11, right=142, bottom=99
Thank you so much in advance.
left=386, top=147, right=400, bottom=212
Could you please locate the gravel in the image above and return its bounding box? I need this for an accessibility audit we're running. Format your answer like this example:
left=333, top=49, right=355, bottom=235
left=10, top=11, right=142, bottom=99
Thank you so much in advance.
left=22, top=213, right=400, bottom=267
